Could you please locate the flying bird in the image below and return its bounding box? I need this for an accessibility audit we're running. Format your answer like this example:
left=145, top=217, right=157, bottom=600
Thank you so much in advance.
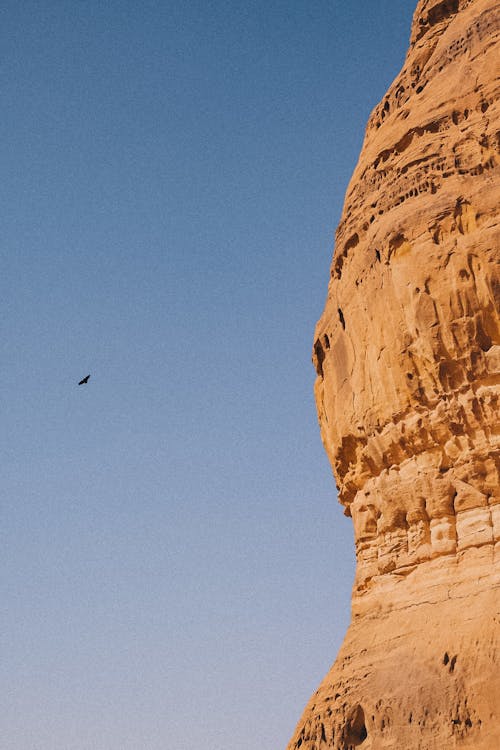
left=78, top=374, right=91, bottom=385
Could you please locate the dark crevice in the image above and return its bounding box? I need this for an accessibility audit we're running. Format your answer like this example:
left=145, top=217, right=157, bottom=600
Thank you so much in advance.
left=345, top=704, right=368, bottom=746
left=313, top=339, right=325, bottom=378
left=428, top=0, right=459, bottom=26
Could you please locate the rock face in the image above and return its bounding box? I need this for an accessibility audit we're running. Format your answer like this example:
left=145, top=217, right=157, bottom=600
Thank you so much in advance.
left=288, top=1, right=499, bottom=748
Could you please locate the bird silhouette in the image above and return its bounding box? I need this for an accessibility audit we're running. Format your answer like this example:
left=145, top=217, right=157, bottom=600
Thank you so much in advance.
left=78, top=374, right=91, bottom=385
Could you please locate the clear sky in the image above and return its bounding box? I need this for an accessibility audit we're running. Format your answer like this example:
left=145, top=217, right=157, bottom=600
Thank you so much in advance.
left=2, top=2, right=416, bottom=748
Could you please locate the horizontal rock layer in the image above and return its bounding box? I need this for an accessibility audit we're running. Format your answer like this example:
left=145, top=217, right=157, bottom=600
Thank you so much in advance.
left=288, top=0, right=499, bottom=748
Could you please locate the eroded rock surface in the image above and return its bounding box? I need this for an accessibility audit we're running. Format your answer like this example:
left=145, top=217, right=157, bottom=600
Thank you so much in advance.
left=288, top=0, right=499, bottom=747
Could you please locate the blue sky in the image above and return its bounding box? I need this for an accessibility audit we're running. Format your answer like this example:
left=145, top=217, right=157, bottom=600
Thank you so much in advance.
left=2, top=2, right=416, bottom=748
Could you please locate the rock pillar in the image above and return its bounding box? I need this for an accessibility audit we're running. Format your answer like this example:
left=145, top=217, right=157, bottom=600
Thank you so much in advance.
left=288, top=1, right=499, bottom=747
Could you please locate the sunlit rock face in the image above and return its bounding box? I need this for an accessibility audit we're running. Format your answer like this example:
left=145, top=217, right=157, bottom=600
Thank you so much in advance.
left=288, top=0, right=499, bottom=747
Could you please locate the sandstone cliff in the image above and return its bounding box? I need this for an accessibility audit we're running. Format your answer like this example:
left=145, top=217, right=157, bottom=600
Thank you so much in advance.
left=288, top=0, right=500, bottom=747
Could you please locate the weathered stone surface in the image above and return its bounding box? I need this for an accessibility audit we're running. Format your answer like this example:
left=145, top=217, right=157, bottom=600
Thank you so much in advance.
left=288, top=0, right=499, bottom=747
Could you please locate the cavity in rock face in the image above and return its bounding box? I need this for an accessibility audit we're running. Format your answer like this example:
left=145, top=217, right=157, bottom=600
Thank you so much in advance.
left=288, top=1, right=499, bottom=748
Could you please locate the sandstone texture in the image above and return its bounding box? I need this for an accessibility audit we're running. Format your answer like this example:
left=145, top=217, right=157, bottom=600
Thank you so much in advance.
left=288, top=1, right=500, bottom=748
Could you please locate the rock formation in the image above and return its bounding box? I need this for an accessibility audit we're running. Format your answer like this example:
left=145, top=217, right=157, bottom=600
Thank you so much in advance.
left=288, top=0, right=499, bottom=747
